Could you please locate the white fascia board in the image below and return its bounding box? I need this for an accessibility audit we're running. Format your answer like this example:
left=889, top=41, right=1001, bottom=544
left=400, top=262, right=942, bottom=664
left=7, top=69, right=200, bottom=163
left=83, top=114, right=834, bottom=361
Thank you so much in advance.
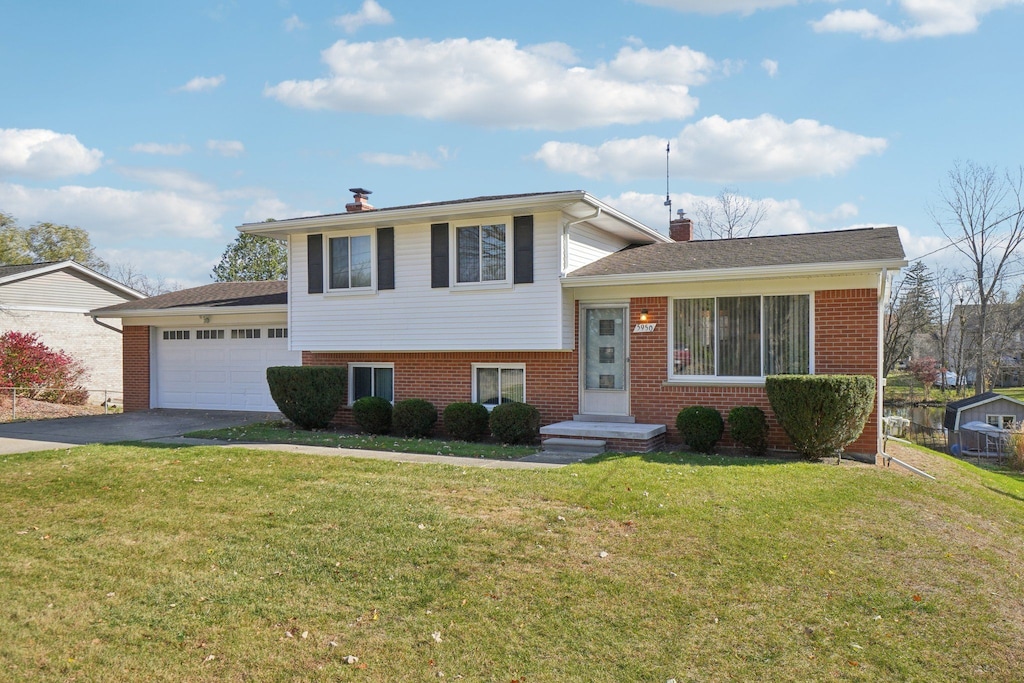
left=561, top=258, right=910, bottom=288
left=237, top=192, right=668, bottom=244
left=0, top=260, right=145, bottom=299
left=91, top=304, right=287, bottom=319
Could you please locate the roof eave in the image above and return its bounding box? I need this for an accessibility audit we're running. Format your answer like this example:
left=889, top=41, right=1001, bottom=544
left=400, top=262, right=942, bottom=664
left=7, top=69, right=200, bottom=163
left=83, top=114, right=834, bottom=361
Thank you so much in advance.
left=562, top=258, right=910, bottom=287
left=91, top=303, right=288, bottom=319
left=0, top=261, right=145, bottom=299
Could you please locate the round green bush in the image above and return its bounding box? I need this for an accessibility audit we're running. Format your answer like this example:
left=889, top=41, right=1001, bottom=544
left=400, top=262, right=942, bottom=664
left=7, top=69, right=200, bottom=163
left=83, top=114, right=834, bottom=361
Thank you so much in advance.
left=392, top=398, right=437, bottom=438
left=676, top=406, right=724, bottom=454
left=489, top=402, right=540, bottom=445
left=443, top=402, right=490, bottom=442
left=765, top=374, right=875, bottom=461
left=352, top=396, right=392, bottom=435
left=728, top=406, right=769, bottom=456
left=266, top=366, right=347, bottom=430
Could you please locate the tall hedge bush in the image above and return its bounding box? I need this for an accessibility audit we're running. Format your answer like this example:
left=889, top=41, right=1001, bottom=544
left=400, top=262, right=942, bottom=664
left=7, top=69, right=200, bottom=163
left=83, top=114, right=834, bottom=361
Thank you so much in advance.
left=266, top=366, right=346, bottom=430
left=765, top=374, right=875, bottom=461
left=352, top=396, right=393, bottom=435
left=443, top=402, right=490, bottom=442
left=728, top=406, right=769, bottom=456
left=392, top=398, right=437, bottom=438
left=675, top=406, right=724, bottom=454
left=489, top=402, right=540, bottom=444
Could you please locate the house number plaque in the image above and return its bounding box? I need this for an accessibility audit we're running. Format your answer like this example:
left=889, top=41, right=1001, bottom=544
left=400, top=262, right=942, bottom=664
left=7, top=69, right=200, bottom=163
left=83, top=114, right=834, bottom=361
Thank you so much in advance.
left=632, top=323, right=657, bottom=333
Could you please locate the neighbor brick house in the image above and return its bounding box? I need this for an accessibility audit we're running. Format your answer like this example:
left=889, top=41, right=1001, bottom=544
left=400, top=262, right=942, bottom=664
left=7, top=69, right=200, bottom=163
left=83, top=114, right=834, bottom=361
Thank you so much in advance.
left=94, top=190, right=906, bottom=457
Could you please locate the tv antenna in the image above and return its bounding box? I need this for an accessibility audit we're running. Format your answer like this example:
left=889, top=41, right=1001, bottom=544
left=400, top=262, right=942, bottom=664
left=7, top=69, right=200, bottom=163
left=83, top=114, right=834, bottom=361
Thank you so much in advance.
left=664, top=141, right=672, bottom=223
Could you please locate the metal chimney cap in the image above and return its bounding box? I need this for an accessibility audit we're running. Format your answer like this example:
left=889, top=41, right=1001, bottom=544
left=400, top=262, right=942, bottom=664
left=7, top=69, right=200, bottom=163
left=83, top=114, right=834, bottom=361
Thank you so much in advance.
left=348, top=187, right=372, bottom=196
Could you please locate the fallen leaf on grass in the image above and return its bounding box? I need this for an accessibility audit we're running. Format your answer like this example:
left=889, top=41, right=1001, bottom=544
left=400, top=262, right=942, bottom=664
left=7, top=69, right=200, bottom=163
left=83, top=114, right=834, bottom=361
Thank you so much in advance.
left=912, top=594, right=922, bottom=602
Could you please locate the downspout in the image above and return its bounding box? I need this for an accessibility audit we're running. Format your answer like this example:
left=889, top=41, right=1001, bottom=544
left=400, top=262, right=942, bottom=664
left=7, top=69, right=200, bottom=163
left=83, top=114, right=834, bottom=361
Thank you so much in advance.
left=91, top=315, right=123, bottom=335
left=877, top=268, right=889, bottom=459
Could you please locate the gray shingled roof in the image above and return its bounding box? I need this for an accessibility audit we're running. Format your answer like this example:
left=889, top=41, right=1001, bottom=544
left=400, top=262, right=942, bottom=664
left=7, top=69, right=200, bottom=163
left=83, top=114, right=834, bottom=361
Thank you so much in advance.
left=566, top=226, right=905, bottom=278
left=0, top=262, right=57, bottom=278
left=93, top=280, right=287, bottom=314
left=240, top=191, right=581, bottom=226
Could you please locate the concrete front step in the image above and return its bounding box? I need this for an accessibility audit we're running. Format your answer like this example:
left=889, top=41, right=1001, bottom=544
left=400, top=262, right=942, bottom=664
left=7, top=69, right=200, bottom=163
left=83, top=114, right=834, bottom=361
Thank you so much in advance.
left=541, top=421, right=668, bottom=454
left=541, top=437, right=606, bottom=456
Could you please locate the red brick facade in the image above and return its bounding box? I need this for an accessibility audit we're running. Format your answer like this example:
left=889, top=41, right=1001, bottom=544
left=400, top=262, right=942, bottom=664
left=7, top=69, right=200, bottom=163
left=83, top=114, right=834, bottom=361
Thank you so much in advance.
left=304, top=287, right=881, bottom=456
left=122, top=325, right=151, bottom=412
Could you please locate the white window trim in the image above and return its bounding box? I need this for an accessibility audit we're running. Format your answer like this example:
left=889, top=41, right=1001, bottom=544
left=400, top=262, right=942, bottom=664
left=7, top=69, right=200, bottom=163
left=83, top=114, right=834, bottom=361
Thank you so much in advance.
left=325, top=229, right=376, bottom=294
left=471, top=362, right=526, bottom=409
left=450, top=216, right=513, bottom=290
left=348, top=362, right=395, bottom=406
left=666, top=292, right=815, bottom=384
left=985, top=414, right=1016, bottom=429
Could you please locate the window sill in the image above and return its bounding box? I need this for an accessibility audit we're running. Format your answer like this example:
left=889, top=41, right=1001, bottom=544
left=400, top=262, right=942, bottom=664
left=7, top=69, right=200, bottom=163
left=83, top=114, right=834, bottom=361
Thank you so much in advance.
left=663, top=377, right=767, bottom=388
left=324, top=288, right=377, bottom=298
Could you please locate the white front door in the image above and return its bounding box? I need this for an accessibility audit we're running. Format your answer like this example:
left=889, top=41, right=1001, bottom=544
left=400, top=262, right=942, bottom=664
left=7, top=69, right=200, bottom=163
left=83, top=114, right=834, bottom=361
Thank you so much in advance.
left=580, top=304, right=630, bottom=417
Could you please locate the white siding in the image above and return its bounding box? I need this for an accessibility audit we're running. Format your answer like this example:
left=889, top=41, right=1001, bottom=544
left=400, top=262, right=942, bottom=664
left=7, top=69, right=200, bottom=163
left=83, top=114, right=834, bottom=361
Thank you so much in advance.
left=289, top=211, right=571, bottom=351
left=565, top=223, right=630, bottom=274
left=0, top=270, right=133, bottom=310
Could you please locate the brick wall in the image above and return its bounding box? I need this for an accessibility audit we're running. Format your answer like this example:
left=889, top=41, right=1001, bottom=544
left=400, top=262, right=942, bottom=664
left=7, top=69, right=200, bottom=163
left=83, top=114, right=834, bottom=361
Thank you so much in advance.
left=122, top=326, right=151, bottom=412
left=627, top=290, right=880, bottom=456
left=303, top=350, right=578, bottom=430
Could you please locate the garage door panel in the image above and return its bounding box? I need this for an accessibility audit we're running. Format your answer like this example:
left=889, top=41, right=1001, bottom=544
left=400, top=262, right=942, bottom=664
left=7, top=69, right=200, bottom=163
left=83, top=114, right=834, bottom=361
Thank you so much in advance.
left=154, top=328, right=301, bottom=412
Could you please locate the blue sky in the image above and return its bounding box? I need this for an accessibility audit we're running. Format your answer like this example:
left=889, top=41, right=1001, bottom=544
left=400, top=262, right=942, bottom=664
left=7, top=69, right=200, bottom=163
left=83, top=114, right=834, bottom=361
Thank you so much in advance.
left=2, top=0, right=1023, bottom=287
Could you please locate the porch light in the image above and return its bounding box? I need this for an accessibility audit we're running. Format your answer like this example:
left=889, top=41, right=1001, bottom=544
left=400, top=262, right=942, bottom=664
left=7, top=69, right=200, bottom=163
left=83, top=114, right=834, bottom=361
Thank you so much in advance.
left=639, top=309, right=649, bottom=323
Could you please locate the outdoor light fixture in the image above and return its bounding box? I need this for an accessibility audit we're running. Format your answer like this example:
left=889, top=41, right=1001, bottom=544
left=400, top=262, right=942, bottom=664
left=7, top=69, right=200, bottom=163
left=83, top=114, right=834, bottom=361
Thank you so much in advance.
left=639, top=309, right=649, bottom=323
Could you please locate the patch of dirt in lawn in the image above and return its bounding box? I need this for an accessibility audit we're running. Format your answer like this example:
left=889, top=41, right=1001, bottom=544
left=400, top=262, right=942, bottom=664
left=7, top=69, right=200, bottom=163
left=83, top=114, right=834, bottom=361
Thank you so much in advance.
left=0, top=395, right=106, bottom=423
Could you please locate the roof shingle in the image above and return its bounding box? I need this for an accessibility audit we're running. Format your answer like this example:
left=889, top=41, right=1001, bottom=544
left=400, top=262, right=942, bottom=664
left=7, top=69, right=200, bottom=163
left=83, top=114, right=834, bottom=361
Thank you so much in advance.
left=92, top=280, right=287, bottom=314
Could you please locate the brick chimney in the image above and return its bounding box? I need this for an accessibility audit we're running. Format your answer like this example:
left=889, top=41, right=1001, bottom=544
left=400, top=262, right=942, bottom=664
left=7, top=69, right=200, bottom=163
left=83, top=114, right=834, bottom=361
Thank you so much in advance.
left=345, top=187, right=374, bottom=212
left=669, top=209, right=693, bottom=242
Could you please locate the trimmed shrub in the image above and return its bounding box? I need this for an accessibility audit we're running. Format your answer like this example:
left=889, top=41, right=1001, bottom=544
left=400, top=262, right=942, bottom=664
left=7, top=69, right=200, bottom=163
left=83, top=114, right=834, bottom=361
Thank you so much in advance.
left=765, top=374, right=875, bottom=461
left=728, top=406, right=769, bottom=456
left=675, top=406, right=724, bottom=454
left=489, top=402, right=540, bottom=445
left=352, top=396, right=393, bottom=435
left=266, top=366, right=346, bottom=430
left=0, top=331, right=89, bottom=404
left=392, top=398, right=437, bottom=438
left=443, top=402, right=490, bottom=442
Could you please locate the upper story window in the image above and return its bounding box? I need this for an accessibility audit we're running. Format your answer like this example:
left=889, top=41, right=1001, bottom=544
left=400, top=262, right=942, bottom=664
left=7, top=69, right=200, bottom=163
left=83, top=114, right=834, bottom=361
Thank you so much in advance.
left=672, top=294, right=811, bottom=380
left=456, top=223, right=507, bottom=284
left=329, top=233, right=372, bottom=290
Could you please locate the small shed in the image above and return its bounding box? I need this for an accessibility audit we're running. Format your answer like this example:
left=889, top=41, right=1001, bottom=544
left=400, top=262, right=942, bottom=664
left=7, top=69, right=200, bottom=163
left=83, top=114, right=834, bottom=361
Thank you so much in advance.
left=943, top=392, right=1024, bottom=432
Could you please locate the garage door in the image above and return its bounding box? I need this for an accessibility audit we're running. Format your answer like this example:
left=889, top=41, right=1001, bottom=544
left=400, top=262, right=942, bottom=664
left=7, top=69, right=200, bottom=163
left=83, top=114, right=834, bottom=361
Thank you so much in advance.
left=153, top=326, right=301, bottom=411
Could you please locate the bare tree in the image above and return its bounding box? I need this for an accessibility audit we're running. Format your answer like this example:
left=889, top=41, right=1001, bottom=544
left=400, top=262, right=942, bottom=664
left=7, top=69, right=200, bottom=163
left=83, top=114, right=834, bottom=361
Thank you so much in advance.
left=932, top=160, right=1024, bottom=393
left=692, top=187, right=768, bottom=240
left=932, top=267, right=970, bottom=392
left=107, top=262, right=180, bottom=297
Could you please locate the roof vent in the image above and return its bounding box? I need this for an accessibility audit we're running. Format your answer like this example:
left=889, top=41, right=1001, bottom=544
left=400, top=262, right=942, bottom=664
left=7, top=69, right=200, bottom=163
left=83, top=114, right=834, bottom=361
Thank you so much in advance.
left=346, top=187, right=374, bottom=212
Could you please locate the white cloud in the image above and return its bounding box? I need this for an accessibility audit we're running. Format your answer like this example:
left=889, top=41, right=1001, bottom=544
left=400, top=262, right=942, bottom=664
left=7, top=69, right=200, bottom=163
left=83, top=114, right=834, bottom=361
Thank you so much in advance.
left=761, top=58, right=779, bottom=77
left=266, top=38, right=716, bottom=129
left=117, top=167, right=217, bottom=195
left=0, top=182, right=225, bottom=240
left=129, top=142, right=191, bottom=156
left=103, top=246, right=219, bottom=290
left=242, top=197, right=321, bottom=223
left=283, top=14, right=306, bottom=31
left=534, top=114, right=888, bottom=182
left=177, top=75, right=226, bottom=92
left=633, top=0, right=803, bottom=15
left=605, top=190, right=863, bottom=236
left=0, top=128, right=103, bottom=179
left=335, top=0, right=394, bottom=33
left=206, top=139, right=245, bottom=157
left=359, top=148, right=447, bottom=170
left=811, top=1, right=1024, bottom=41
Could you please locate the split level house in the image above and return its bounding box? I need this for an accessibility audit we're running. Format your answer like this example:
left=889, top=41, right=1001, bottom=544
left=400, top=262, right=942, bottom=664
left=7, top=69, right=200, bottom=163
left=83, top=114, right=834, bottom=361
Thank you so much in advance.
left=93, top=189, right=907, bottom=457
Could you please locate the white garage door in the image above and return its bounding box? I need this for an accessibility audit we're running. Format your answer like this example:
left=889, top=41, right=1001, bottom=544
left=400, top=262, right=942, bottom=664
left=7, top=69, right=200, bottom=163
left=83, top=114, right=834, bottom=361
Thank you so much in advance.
left=153, top=327, right=302, bottom=411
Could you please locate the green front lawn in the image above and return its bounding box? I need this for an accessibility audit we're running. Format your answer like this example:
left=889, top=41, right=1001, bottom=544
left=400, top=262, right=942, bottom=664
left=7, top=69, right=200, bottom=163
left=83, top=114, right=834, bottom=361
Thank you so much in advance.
left=186, top=421, right=538, bottom=460
left=2, top=443, right=1022, bottom=681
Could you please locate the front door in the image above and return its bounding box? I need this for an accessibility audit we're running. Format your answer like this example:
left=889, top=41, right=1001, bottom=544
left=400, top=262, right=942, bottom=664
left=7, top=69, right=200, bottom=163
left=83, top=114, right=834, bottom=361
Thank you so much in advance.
left=580, top=305, right=630, bottom=417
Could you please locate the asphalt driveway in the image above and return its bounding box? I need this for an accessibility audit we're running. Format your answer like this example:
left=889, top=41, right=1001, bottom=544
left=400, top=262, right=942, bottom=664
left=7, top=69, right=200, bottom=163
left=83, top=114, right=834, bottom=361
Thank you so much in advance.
left=0, top=409, right=279, bottom=455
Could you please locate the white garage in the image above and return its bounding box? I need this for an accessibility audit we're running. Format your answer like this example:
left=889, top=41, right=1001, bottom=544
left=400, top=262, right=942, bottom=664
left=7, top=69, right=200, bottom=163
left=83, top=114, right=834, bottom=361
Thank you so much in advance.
left=152, top=325, right=300, bottom=411
left=91, top=280, right=301, bottom=413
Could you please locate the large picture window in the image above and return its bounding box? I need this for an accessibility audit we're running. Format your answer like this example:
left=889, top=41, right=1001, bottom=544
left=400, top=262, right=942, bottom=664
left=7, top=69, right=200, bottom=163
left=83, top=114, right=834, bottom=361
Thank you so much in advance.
left=456, top=223, right=507, bottom=283
left=672, top=294, right=810, bottom=378
left=329, top=234, right=372, bottom=290
left=473, top=363, right=524, bottom=408
left=350, top=363, right=394, bottom=404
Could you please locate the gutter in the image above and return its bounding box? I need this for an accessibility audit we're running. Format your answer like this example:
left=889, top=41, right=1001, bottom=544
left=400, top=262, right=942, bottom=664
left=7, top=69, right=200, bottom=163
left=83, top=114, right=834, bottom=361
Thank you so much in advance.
left=91, top=304, right=288, bottom=319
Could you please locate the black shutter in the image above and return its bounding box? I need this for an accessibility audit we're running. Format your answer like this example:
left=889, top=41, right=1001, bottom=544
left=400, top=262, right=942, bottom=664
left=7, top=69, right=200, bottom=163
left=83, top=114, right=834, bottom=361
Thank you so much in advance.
left=513, top=215, right=534, bottom=284
left=307, top=234, right=324, bottom=294
left=377, top=227, right=395, bottom=290
left=430, top=222, right=449, bottom=288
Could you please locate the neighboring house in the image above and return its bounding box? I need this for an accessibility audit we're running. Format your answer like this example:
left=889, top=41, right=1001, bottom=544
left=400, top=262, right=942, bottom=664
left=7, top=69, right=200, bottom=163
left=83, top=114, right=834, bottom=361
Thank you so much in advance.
left=92, top=281, right=298, bottom=412
left=946, top=303, right=1024, bottom=388
left=943, top=391, right=1024, bottom=432
left=94, top=189, right=907, bottom=457
left=0, top=261, right=144, bottom=402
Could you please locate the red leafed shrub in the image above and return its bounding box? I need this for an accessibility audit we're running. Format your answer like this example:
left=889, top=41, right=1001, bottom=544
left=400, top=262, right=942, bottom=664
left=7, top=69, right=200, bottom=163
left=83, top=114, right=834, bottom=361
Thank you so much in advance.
left=0, top=331, right=89, bottom=404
